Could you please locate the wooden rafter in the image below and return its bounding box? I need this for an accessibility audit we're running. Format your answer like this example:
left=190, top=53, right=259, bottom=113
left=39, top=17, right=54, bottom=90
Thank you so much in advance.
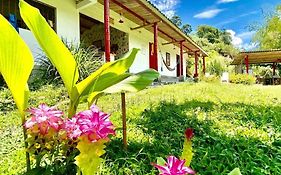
left=130, top=21, right=161, bottom=30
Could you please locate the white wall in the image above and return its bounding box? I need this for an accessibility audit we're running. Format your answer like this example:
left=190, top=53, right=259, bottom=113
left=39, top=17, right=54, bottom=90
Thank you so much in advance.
left=19, top=0, right=80, bottom=59
left=39, top=0, right=80, bottom=42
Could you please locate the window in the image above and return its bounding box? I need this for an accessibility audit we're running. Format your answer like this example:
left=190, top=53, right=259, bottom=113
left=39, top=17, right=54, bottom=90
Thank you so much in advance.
left=0, top=0, right=56, bottom=30
left=166, top=52, right=171, bottom=66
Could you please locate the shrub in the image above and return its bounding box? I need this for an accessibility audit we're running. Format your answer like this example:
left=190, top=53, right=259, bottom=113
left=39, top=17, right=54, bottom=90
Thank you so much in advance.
left=200, top=75, right=220, bottom=83
left=33, top=43, right=103, bottom=86
left=206, top=50, right=232, bottom=77
left=229, top=74, right=256, bottom=85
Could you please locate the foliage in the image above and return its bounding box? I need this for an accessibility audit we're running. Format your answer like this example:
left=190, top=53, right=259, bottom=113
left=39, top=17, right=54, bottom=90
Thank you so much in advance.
left=253, top=5, right=281, bottom=50
left=200, top=75, right=220, bottom=83
left=34, top=42, right=103, bottom=86
left=206, top=51, right=232, bottom=76
left=1, top=83, right=281, bottom=174
left=196, top=25, right=233, bottom=45
left=253, top=66, right=278, bottom=78
left=0, top=14, right=34, bottom=116
left=170, top=15, right=192, bottom=34
left=181, top=24, right=192, bottom=35
left=229, top=74, right=256, bottom=85
left=171, top=15, right=182, bottom=27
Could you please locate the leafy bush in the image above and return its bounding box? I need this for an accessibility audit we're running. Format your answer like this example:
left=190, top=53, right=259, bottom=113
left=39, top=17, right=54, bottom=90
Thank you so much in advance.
left=33, top=42, right=103, bottom=86
left=206, top=51, right=232, bottom=76
left=229, top=74, right=256, bottom=85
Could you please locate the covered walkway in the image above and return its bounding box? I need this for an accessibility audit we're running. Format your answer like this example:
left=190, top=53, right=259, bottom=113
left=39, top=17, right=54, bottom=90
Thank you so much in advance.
left=232, top=49, right=281, bottom=85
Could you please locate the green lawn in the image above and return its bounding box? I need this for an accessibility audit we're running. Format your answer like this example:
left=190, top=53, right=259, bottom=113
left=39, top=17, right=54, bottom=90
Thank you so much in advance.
left=1, top=82, right=281, bottom=175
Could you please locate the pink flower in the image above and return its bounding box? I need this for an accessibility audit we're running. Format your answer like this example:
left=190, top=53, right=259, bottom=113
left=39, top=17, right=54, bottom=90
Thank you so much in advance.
left=185, top=128, right=194, bottom=140
left=153, top=156, right=195, bottom=175
left=65, top=105, right=115, bottom=142
left=25, top=104, right=64, bottom=135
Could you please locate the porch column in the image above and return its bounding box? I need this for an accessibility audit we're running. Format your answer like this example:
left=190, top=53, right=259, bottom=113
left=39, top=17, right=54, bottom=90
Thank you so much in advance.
left=194, top=51, right=199, bottom=78
left=104, top=0, right=111, bottom=62
left=153, top=22, right=158, bottom=71
left=273, top=63, right=276, bottom=76
left=244, top=55, right=249, bottom=74
left=202, top=56, right=206, bottom=75
left=180, top=41, right=184, bottom=76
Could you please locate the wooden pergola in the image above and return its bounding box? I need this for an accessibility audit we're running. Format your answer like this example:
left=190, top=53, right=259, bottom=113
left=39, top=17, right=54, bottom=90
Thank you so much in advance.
left=232, top=49, right=281, bottom=74
left=77, top=0, right=208, bottom=77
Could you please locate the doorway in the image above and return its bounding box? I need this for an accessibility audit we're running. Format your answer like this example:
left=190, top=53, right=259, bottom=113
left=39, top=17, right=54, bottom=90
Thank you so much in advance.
left=176, top=54, right=180, bottom=77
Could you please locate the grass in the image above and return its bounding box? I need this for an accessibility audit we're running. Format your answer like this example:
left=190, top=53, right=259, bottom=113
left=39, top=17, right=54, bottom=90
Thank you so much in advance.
left=0, top=82, right=281, bottom=175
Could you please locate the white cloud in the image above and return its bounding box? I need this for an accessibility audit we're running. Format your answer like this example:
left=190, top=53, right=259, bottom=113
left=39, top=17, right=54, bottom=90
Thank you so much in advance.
left=217, top=0, right=238, bottom=4
left=194, top=9, right=224, bottom=19
left=216, top=11, right=259, bottom=27
left=241, top=43, right=258, bottom=51
left=237, top=31, right=255, bottom=40
left=227, top=29, right=258, bottom=51
left=148, top=0, right=180, bottom=18
left=227, top=29, right=243, bottom=47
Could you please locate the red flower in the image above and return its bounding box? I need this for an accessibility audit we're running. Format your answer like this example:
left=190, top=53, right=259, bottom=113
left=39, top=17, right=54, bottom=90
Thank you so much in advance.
left=185, top=128, right=194, bottom=140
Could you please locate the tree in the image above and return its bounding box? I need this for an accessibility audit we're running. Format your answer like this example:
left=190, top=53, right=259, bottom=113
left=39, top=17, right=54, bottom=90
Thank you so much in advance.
left=181, top=24, right=192, bottom=34
left=253, top=5, right=281, bottom=49
left=197, top=25, right=220, bottom=44
left=220, top=30, right=232, bottom=45
left=171, top=15, right=182, bottom=27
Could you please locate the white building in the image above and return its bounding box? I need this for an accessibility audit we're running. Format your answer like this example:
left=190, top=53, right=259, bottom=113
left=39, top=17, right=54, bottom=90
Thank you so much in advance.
left=1, top=0, right=208, bottom=81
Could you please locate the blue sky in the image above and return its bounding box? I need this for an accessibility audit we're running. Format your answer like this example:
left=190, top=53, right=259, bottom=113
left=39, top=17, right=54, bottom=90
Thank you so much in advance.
left=149, top=0, right=280, bottom=50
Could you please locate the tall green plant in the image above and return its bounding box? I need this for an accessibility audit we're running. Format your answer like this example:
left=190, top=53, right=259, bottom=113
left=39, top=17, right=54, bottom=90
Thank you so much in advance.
left=19, top=0, right=159, bottom=117
left=0, top=14, right=34, bottom=170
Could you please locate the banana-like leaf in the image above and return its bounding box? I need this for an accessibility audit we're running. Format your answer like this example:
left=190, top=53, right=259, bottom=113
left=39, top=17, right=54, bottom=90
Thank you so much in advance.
left=103, top=69, right=159, bottom=93
left=85, top=73, right=132, bottom=105
left=19, top=0, right=79, bottom=98
left=75, top=48, right=139, bottom=99
left=0, top=14, right=34, bottom=116
left=87, top=69, right=159, bottom=105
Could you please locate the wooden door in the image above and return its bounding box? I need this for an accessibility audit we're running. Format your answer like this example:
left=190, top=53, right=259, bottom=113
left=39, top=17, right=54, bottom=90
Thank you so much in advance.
left=149, top=42, right=158, bottom=70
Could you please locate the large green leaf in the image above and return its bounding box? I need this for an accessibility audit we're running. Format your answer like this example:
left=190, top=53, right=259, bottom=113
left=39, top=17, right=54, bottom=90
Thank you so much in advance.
left=87, top=69, right=159, bottom=105
left=103, top=69, right=159, bottom=93
left=0, top=14, right=34, bottom=116
left=19, top=0, right=79, bottom=97
left=75, top=48, right=139, bottom=99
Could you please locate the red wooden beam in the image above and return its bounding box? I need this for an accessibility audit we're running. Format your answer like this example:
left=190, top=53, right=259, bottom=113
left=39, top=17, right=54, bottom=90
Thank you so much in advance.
left=273, top=63, right=276, bottom=76
left=244, top=55, right=249, bottom=74
left=203, top=56, right=206, bottom=75
left=153, top=22, right=158, bottom=71
left=104, top=0, right=111, bottom=62
left=180, top=41, right=184, bottom=76
left=194, top=51, right=199, bottom=78
left=111, top=0, right=146, bottom=23
left=111, top=0, right=191, bottom=52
